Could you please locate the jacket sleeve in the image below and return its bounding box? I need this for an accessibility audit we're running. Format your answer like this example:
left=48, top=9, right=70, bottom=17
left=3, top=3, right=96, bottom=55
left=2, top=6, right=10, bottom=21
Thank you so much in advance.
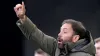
left=16, top=17, right=57, bottom=56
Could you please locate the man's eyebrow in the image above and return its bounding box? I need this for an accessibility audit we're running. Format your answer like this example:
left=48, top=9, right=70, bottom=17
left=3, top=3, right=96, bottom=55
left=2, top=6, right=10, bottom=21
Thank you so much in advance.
left=97, top=47, right=100, bottom=49
left=61, top=28, right=67, bottom=30
left=60, top=28, right=68, bottom=31
left=63, top=28, right=67, bottom=29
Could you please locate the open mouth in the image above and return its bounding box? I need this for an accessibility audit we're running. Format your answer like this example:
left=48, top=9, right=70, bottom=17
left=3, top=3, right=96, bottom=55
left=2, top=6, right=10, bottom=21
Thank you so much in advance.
left=57, top=39, right=63, bottom=43
left=57, top=38, right=63, bottom=48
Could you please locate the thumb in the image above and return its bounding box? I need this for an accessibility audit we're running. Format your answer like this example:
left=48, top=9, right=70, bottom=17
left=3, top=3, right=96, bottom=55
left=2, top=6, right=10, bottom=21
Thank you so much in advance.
left=22, top=1, right=26, bottom=11
left=22, top=1, right=25, bottom=7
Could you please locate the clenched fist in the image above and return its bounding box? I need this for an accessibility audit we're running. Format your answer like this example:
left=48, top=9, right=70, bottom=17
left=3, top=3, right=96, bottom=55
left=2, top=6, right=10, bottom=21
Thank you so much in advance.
left=14, top=1, right=26, bottom=19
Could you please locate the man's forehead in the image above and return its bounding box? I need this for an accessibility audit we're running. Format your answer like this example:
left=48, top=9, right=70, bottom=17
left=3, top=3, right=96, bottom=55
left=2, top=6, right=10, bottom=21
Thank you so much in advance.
left=61, top=23, right=72, bottom=29
left=95, top=42, right=100, bottom=47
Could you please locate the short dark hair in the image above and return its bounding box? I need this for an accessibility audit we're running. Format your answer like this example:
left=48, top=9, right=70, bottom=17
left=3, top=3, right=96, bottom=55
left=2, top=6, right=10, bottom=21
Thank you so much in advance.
left=95, top=37, right=100, bottom=43
left=62, top=19, right=86, bottom=39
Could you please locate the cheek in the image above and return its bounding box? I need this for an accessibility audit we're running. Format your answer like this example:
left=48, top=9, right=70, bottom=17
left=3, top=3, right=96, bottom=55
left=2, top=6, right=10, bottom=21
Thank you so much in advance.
left=62, top=34, right=72, bottom=41
left=98, top=49, right=100, bottom=52
left=96, top=48, right=100, bottom=54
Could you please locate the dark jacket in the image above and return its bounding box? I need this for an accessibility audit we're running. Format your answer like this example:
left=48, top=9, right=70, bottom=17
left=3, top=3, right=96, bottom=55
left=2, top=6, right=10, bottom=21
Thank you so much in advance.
left=16, top=17, right=96, bottom=56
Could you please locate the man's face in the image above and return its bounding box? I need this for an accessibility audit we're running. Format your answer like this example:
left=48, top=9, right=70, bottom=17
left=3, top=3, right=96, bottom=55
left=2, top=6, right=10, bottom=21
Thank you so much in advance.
left=95, top=42, right=100, bottom=56
left=58, top=23, right=75, bottom=48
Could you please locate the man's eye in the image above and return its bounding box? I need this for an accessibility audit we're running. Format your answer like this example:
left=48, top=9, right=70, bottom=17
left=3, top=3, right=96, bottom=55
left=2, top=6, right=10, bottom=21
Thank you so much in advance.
left=64, top=32, right=67, bottom=33
left=97, top=47, right=100, bottom=49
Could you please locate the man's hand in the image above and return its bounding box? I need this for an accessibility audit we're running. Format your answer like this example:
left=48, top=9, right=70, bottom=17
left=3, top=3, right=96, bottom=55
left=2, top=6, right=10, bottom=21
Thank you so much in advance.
left=14, top=1, right=26, bottom=20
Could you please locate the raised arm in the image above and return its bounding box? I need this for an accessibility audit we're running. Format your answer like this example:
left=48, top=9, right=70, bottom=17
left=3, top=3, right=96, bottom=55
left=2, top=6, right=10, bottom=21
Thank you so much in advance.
left=14, top=1, right=57, bottom=56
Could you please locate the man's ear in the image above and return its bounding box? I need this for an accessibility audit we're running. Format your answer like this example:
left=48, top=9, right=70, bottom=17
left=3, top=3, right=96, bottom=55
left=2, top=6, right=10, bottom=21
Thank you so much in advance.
left=72, top=35, right=80, bottom=42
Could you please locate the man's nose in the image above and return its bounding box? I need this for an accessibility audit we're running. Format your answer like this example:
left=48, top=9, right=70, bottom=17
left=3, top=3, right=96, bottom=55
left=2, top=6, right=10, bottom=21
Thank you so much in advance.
left=58, top=32, right=61, bottom=38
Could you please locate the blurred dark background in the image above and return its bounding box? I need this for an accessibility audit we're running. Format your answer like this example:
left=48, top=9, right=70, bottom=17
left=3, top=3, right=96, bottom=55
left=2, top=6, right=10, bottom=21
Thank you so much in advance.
left=0, top=0, right=100, bottom=56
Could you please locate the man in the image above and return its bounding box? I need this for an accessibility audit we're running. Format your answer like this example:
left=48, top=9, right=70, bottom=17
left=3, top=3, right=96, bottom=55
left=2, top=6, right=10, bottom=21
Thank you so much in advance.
left=14, top=1, right=96, bottom=56
left=34, top=48, right=50, bottom=56
left=95, top=37, right=100, bottom=56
